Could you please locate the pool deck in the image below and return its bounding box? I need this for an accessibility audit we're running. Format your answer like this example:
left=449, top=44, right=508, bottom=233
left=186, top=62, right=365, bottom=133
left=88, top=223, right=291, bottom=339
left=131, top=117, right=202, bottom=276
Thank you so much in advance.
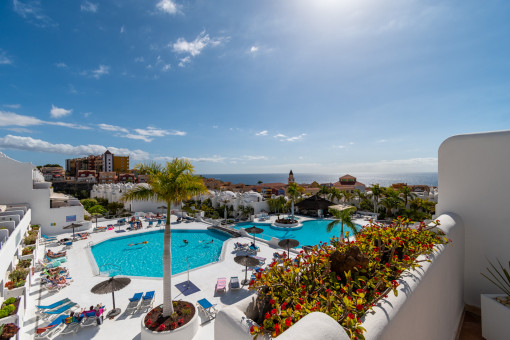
left=21, top=216, right=292, bottom=340
left=21, top=214, right=372, bottom=340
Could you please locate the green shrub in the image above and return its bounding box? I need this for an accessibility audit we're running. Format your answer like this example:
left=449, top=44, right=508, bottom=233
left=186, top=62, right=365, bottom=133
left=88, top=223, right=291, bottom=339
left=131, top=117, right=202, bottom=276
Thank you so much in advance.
left=3, top=298, right=16, bottom=305
left=0, top=310, right=8, bottom=318
left=30, top=224, right=40, bottom=230
left=16, top=259, right=32, bottom=269
left=8, top=269, right=28, bottom=282
left=23, top=234, right=37, bottom=245
left=250, top=217, right=450, bottom=339
left=22, top=246, right=35, bottom=255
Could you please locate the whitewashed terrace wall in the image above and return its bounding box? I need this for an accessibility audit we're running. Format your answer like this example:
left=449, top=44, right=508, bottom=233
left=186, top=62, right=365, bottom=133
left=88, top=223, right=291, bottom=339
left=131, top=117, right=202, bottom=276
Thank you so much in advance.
left=215, top=213, right=464, bottom=340
left=436, top=130, right=510, bottom=307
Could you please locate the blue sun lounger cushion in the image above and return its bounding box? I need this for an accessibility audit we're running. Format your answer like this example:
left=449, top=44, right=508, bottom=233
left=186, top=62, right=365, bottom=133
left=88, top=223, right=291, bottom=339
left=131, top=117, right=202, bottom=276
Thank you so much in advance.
left=36, top=298, right=71, bottom=310
left=129, top=292, right=143, bottom=302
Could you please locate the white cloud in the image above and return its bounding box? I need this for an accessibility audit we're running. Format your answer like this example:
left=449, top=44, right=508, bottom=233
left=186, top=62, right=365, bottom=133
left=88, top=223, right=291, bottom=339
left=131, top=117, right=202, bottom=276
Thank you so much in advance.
left=98, top=123, right=129, bottom=134
left=274, top=133, right=306, bottom=142
left=134, top=57, right=144, bottom=63
left=349, top=142, right=355, bottom=145
left=333, top=145, right=346, bottom=149
left=172, top=31, right=227, bottom=66
left=6, top=127, right=33, bottom=133
left=0, top=135, right=150, bottom=160
left=377, top=139, right=387, bottom=143
left=125, top=134, right=153, bottom=142
left=0, top=111, right=42, bottom=126
left=0, top=50, right=12, bottom=65
left=212, top=125, right=218, bottom=129
left=68, top=84, right=77, bottom=94
left=156, top=0, right=178, bottom=14
left=55, top=62, right=67, bottom=68
left=50, top=105, right=72, bottom=118
left=3, top=104, right=20, bottom=109
left=12, top=0, right=56, bottom=27
left=241, top=155, right=268, bottom=161
left=161, top=64, right=171, bottom=72
left=0, top=110, right=89, bottom=130
left=255, top=130, right=268, bottom=136
left=91, top=65, right=110, bottom=79
left=120, top=25, right=125, bottom=34
left=249, top=46, right=259, bottom=54
left=185, top=155, right=226, bottom=163
left=81, top=1, right=98, bottom=13
left=178, top=56, right=191, bottom=68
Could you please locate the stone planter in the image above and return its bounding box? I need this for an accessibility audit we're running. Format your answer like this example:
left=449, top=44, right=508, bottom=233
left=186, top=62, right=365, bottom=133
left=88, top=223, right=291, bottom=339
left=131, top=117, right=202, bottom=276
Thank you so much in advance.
left=481, top=293, right=510, bottom=340
left=140, top=307, right=199, bottom=340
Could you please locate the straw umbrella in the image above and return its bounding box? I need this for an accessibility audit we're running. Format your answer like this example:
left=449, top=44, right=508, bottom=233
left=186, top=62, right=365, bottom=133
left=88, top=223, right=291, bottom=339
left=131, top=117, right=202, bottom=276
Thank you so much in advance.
left=234, top=255, right=260, bottom=285
left=278, top=238, right=300, bottom=258
left=91, top=276, right=131, bottom=317
left=62, top=222, right=83, bottom=238
left=244, top=226, right=263, bottom=246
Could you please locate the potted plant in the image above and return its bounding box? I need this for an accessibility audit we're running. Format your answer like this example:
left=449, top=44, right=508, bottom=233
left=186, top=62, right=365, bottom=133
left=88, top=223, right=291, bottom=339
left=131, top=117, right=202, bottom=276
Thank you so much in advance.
left=0, top=323, right=20, bottom=339
left=481, top=259, right=510, bottom=340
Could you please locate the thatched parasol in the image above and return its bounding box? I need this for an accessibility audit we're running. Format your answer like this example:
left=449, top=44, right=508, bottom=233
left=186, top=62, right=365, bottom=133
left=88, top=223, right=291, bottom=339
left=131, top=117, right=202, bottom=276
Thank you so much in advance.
left=278, top=238, right=300, bottom=258
left=91, top=276, right=131, bottom=317
left=234, top=255, right=260, bottom=285
left=63, top=222, right=83, bottom=238
left=244, top=226, right=263, bottom=246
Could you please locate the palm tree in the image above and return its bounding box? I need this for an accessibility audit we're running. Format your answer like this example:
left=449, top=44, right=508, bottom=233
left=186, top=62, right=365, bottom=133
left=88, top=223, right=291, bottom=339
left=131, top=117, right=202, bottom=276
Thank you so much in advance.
left=342, top=191, right=354, bottom=205
left=399, top=186, right=416, bottom=208
left=369, top=184, right=384, bottom=213
left=379, top=196, right=403, bottom=218
left=328, top=187, right=343, bottom=203
left=318, top=185, right=331, bottom=199
left=353, top=189, right=365, bottom=209
left=287, top=182, right=304, bottom=222
left=121, top=159, right=207, bottom=317
left=327, top=206, right=357, bottom=242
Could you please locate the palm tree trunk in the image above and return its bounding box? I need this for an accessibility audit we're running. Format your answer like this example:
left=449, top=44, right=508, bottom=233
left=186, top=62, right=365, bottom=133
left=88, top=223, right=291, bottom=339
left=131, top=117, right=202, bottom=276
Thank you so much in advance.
left=291, top=200, right=295, bottom=221
left=162, top=203, right=174, bottom=317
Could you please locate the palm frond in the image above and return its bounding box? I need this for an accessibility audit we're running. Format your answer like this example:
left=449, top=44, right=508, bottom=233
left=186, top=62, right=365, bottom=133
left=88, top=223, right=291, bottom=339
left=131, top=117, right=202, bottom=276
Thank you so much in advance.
left=120, top=185, right=159, bottom=202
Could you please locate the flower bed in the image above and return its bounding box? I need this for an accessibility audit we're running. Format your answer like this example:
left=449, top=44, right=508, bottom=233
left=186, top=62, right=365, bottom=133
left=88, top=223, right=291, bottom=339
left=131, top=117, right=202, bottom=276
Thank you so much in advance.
left=275, top=218, right=298, bottom=225
left=0, top=298, right=19, bottom=320
left=0, top=323, right=19, bottom=339
left=144, top=302, right=195, bottom=332
left=249, top=217, right=450, bottom=339
left=21, top=247, right=34, bottom=256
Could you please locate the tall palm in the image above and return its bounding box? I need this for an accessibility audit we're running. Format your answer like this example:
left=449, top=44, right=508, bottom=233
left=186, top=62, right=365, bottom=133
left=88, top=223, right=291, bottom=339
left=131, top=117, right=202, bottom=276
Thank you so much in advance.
left=399, top=186, right=417, bottom=208
left=287, top=182, right=304, bottom=222
left=329, top=187, right=343, bottom=203
left=369, top=184, right=384, bottom=213
left=342, top=191, right=354, bottom=205
left=318, top=185, right=331, bottom=199
left=353, top=189, right=364, bottom=209
left=327, top=207, right=357, bottom=242
left=380, top=196, right=403, bottom=218
left=121, top=159, right=207, bottom=317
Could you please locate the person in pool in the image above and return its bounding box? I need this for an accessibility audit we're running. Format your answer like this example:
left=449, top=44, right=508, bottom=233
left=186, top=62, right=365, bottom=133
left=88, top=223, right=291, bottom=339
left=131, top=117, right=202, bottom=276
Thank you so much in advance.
left=128, top=241, right=148, bottom=246
left=183, top=240, right=188, bottom=244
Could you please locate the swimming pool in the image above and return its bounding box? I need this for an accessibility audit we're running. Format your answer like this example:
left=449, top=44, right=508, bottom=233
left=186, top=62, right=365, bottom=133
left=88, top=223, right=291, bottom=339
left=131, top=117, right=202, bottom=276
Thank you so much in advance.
left=234, top=220, right=363, bottom=247
left=91, top=229, right=230, bottom=277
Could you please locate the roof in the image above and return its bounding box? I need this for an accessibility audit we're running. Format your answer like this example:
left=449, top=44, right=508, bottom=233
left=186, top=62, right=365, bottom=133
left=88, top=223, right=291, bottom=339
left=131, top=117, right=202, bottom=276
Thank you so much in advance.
left=289, top=170, right=293, bottom=175
left=340, top=174, right=356, bottom=180
left=329, top=204, right=356, bottom=212
left=295, top=195, right=334, bottom=210
left=332, top=181, right=366, bottom=189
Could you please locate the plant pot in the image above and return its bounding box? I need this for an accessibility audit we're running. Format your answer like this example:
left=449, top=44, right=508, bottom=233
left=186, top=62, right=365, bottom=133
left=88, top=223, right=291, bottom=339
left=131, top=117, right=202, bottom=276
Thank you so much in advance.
left=2, top=287, right=25, bottom=300
left=481, top=293, right=510, bottom=340
left=140, top=306, right=199, bottom=340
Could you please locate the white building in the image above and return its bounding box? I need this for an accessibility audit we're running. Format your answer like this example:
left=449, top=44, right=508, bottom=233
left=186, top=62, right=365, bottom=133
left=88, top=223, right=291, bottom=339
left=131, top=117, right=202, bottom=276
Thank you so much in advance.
left=0, top=153, right=87, bottom=235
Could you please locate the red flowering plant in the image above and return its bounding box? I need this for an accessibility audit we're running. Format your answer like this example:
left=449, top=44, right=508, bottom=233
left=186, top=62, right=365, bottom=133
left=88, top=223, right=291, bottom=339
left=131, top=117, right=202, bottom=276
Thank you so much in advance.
left=249, top=217, right=450, bottom=339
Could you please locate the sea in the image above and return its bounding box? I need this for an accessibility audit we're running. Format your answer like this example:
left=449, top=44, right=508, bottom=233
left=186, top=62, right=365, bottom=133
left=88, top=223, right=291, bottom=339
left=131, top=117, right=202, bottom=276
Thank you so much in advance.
left=199, top=172, right=438, bottom=187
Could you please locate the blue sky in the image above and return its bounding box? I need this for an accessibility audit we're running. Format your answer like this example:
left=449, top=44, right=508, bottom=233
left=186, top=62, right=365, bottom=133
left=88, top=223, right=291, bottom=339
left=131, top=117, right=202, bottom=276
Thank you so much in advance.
left=1, top=0, right=510, bottom=174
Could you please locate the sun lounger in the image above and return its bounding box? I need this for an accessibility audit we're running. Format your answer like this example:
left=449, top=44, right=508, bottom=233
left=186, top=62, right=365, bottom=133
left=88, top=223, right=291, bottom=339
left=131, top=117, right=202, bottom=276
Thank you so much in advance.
left=126, top=292, right=143, bottom=312
left=59, top=315, right=83, bottom=335
left=36, top=298, right=71, bottom=313
left=35, top=314, right=69, bottom=339
left=229, top=277, right=241, bottom=290
left=215, top=277, right=227, bottom=293
left=250, top=255, right=266, bottom=265
left=139, top=291, right=155, bottom=311
left=196, top=298, right=218, bottom=321
left=234, top=242, right=248, bottom=251
left=42, top=302, right=78, bottom=318
left=41, top=234, right=57, bottom=243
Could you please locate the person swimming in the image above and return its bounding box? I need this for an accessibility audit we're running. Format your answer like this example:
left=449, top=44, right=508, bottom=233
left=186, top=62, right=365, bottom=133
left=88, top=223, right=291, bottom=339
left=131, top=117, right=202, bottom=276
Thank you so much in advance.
left=183, top=240, right=188, bottom=244
left=128, top=241, right=148, bottom=246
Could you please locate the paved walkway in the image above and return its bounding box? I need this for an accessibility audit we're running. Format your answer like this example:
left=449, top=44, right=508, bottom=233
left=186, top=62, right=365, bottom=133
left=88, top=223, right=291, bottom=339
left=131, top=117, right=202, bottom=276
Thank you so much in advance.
left=20, top=216, right=286, bottom=340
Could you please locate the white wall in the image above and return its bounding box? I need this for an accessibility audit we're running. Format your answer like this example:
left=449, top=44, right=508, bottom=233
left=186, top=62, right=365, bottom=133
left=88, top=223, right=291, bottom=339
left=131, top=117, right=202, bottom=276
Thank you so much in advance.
left=436, top=130, right=510, bottom=307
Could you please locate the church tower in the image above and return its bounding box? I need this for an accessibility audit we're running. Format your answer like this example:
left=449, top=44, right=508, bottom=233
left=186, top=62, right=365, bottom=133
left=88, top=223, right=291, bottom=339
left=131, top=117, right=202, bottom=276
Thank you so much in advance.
left=288, top=170, right=295, bottom=185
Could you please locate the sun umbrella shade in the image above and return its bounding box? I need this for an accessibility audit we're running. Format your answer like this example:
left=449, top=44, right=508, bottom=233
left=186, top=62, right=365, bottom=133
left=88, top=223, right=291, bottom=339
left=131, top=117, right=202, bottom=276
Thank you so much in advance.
left=244, top=226, right=263, bottom=246
left=91, top=277, right=131, bottom=315
left=278, top=238, right=300, bottom=258
left=63, top=222, right=83, bottom=237
left=234, top=255, right=260, bottom=285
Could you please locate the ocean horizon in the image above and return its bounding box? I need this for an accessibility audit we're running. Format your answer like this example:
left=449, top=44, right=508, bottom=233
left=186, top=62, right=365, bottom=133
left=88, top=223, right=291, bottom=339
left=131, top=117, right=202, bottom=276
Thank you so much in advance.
left=200, top=172, right=438, bottom=187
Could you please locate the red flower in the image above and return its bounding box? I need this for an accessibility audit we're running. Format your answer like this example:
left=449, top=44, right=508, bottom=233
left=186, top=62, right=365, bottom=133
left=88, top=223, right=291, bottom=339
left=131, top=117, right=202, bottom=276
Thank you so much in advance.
left=270, top=299, right=275, bottom=305
left=356, top=289, right=364, bottom=294
left=250, top=325, right=255, bottom=333
left=178, top=318, right=184, bottom=325
left=348, top=313, right=355, bottom=319
left=356, top=304, right=363, bottom=311
left=271, top=309, right=277, bottom=315
left=295, top=304, right=302, bottom=310
left=281, top=302, right=287, bottom=309
left=159, top=324, right=167, bottom=331
left=285, top=317, right=292, bottom=327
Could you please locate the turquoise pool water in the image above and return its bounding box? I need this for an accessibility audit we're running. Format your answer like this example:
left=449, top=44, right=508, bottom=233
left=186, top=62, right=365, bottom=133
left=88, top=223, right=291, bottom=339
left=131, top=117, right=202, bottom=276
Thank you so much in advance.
left=234, top=220, right=362, bottom=247
left=91, top=230, right=230, bottom=277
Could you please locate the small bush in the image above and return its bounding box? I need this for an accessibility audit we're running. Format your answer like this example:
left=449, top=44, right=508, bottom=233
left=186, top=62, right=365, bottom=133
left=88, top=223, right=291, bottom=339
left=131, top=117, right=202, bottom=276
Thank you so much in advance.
left=3, top=298, right=16, bottom=305
left=21, top=246, right=35, bottom=255
left=17, top=259, right=32, bottom=269
left=23, top=235, right=37, bottom=245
